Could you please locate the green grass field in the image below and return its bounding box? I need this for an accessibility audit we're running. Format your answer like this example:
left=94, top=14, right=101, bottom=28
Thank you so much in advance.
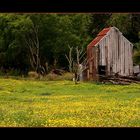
left=0, top=78, right=140, bottom=127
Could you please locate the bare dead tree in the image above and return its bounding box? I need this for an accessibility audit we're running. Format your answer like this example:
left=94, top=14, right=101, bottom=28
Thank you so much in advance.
left=65, top=45, right=88, bottom=84
left=74, top=46, right=87, bottom=84
left=76, top=46, right=84, bottom=65
left=65, top=45, right=73, bottom=73
left=53, top=59, right=58, bottom=69
left=25, top=23, right=46, bottom=76
left=45, top=62, right=49, bottom=74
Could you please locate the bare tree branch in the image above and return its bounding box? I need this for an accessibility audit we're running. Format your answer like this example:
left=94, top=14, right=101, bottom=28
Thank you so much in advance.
left=65, top=45, right=73, bottom=73
left=24, top=23, right=43, bottom=74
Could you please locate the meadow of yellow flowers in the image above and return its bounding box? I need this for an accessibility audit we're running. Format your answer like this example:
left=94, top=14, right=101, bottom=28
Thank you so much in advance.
left=0, top=78, right=140, bottom=127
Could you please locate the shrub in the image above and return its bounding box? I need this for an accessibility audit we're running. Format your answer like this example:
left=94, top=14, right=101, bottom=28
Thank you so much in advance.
left=45, top=73, right=61, bottom=81
left=44, top=72, right=74, bottom=81
left=28, top=71, right=39, bottom=79
left=0, top=69, right=21, bottom=76
left=0, top=70, right=4, bottom=76
left=133, top=51, right=140, bottom=65
left=7, top=69, right=21, bottom=76
left=62, top=72, right=74, bottom=80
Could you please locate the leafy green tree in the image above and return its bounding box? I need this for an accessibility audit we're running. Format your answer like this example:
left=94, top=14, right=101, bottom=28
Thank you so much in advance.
left=88, top=14, right=111, bottom=37
left=133, top=31, right=140, bottom=65
left=0, top=14, right=33, bottom=73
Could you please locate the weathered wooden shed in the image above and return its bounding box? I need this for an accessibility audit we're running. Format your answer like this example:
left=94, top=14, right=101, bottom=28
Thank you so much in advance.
left=86, top=26, right=133, bottom=81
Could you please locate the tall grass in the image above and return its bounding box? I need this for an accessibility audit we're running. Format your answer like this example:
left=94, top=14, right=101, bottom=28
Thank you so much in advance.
left=0, top=78, right=140, bottom=127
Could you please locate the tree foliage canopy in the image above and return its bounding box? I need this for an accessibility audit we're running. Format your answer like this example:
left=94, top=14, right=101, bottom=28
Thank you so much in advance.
left=0, top=13, right=140, bottom=75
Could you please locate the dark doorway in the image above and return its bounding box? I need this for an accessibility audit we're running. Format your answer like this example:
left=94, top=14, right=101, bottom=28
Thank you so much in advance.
left=98, top=65, right=106, bottom=75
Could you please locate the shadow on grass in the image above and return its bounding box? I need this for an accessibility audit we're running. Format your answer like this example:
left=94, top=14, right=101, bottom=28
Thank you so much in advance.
left=0, top=87, right=4, bottom=90
left=40, top=93, right=52, bottom=96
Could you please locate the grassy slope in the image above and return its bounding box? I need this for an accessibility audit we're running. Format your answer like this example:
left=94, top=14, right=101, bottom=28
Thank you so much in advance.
left=0, top=78, right=140, bottom=127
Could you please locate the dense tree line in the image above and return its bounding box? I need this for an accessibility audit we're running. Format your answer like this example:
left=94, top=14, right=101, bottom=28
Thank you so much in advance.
left=0, top=13, right=140, bottom=75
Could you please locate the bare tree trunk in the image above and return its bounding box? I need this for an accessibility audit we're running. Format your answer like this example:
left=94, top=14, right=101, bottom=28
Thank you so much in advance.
left=65, top=45, right=73, bottom=73
left=45, top=62, right=49, bottom=74
left=73, top=62, right=78, bottom=84
left=25, top=23, right=42, bottom=75
left=74, top=47, right=86, bottom=84
left=65, top=45, right=88, bottom=84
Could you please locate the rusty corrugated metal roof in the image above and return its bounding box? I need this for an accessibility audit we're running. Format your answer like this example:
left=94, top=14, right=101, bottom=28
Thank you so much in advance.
left=88, top=27, right=111, bottom=48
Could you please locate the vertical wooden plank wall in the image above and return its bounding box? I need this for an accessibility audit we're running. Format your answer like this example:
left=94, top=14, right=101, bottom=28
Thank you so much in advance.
left=124, top=40, right=127, bottom=76
left=118, top=33, right=121, bottom=75
left=114, top=29, right=117, bottom=74
left=98, top=27, right=133, bottom=77
left=120, top=35, right=123, bottom=75
left=96, top=46, right=99, bottom=80
left=115, top=29, right=117, bottom=74
left=87, top=27, right=134, bottom=81
left=130, top=44, right=133, bottom=75
left=129, top=46, right=131, bottom=75
left=109, top=32, right=113, bottom=75
left=123, top=37, right=126, bottom=75
left=107, top=35, right=110, bottom=75
left=125, top=40, right=129, bottom=76
left=89, top=47, right=93, bottom=80
left=112, top=29, right=115, bottom=74
left=118, top=33, right=120, bottom=74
